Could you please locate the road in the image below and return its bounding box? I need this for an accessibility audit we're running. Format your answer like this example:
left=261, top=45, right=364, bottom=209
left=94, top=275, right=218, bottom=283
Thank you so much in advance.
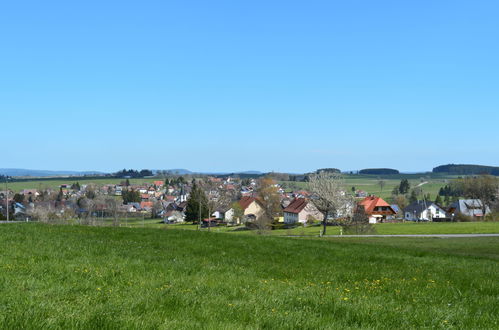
left=317, top=234, right=499, bottom=238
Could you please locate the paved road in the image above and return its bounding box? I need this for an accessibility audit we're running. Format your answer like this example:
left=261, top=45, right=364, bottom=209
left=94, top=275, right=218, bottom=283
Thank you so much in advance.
left=313, top=234, right=499, bottom=238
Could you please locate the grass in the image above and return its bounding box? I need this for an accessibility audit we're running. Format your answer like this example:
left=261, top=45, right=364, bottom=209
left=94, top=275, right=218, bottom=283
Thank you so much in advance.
left=280, top=174, right=455, bottom=200
left=109, top=219, right=499, bottom=236
left=0, top=223, right=497, bottom=328
left=5, top=178, right=155, bottom=192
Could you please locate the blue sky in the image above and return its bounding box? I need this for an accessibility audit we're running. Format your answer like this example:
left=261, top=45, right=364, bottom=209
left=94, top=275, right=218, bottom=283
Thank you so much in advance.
left=1, top=0, right=498, bottom=173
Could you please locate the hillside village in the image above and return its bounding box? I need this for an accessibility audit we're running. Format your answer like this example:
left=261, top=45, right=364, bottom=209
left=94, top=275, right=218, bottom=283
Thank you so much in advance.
left=1, top=171, right=497, bottom=227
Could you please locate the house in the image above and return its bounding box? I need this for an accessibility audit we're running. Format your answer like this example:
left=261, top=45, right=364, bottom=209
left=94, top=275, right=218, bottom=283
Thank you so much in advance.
left=140, top=201, right=154, bottom=211
left=357, top=196, right=397, bottom=224
left=163, top=210, right=185, bottom=223
left=355, top=190, right=368, bottom=198
left=238, top=196, right=264, bottom=222
left=119, top=204, right=137, bottom=213
left=448, top=199, right=491, bottom=218
left=283, top=198, right=323, bottom=224
left=128, top=202, right=142, bottom=211
left=213, top=207, right=235, bottom=223
left=403, top=201, right=448, bottom=221
left=153, top=181, right=164, bottom=188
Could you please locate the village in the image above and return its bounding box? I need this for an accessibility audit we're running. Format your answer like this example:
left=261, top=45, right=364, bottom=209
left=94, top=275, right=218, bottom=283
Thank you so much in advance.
left=0, top=172, right=493, bottom=229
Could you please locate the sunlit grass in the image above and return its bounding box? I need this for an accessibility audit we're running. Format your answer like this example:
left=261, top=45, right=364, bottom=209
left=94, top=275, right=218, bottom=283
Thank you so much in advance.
left=0, top=223, right=497, bottom=328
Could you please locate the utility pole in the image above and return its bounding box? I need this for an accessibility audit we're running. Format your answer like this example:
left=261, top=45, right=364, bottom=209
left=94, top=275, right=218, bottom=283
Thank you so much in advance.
left=5, top=177, right=8, bottom=222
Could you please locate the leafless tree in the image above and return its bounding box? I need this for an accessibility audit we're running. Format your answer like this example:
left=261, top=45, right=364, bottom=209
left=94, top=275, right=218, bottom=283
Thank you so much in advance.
left=308, top=172, right=353, bottom=235
left=343, top=207, right=376, bottom=235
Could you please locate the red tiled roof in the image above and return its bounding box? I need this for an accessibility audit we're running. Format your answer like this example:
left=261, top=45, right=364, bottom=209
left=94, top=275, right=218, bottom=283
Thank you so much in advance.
left=358, top=196, right=395, bottom=215
left=140, top=201, right=153, bottom=208
left=154, top=181, right=164, bottom=186
left=283, top=198, right=308, bottom=214
left=141, top=194, right=149, bottom=199
left=238, top=196, right=257, bottom=210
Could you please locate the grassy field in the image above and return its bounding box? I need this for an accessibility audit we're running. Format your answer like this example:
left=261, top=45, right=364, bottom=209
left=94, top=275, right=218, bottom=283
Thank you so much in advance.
left=5, top=174, right=455, bottom=201
left=112, top=219, right=499, bottom=236
left=280, top=174, right=455, bottom=200
left=0, top=223, right=497, bottom=328
left=4, top=178, right=155, bottom=192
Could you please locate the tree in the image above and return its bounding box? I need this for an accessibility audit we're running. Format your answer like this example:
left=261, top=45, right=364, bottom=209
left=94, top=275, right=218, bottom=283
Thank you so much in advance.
left=122, top=189, right=141, bottom=204
left=391, top=194, right=408, bottom=211
left=461, top=175, right=498, bottom=217
left=85, top=189, right=96, bottom=199
left=308, top=172, right=353, bottom=235
left=185, top=181, right=209, bottom=223
left=56, top=187, right=64, bottom=202
left=255, top=177, right=282, bottom=231
left=343, top=207, right=376, bottom=235
left=13, top=193, right=24, bottom=204
left=377, top=178, right=386, bottom=192
left=444, top=195, right=450, bottom=206
left=230, top=201, right=244, bottom=225
left=409, top=189, right=418, bottom=204
left=399, top=179, right=410, bottom=194
left=435, top=195, right=443, bottom=205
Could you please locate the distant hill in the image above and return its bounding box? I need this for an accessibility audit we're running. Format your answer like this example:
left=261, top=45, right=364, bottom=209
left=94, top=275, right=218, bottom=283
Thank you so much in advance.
left=433, top=164, right=499, bottom=176
left=0, top=168, right=105, bottom=177
left=359, top=168, right=400, bottom=175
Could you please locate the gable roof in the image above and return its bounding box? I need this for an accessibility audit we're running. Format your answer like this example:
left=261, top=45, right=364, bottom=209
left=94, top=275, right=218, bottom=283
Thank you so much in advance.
left=238, top=196, right=258, bottom=210
left=403, top=201, right=440, bottom=215
left=283, top=198, right=308, bottom=214
left=358, top=196, right=395, bottom=214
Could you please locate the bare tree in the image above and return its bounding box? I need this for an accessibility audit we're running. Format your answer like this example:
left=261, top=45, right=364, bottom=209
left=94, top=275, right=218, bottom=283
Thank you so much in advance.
left=105, top=197, right=119, bottom=226
left=343, top=206, right=376, bottom=235
left=308, top=172, right=353, bottom=235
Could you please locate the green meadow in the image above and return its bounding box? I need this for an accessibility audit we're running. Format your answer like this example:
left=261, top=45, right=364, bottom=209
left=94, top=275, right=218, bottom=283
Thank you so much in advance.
left=108, top=219, right=499, bottom=236
left=281, top=173, right=455, bottom=200
left=0, top=224, right=497, bottom=328
left=5, top=173, right=455, bottom=201
left=4, top=178, right=155, bottom=192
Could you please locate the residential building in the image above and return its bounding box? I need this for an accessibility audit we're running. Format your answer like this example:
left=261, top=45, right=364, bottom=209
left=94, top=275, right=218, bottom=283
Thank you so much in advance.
left=283, top=198, right=323, bottom=224
left=238, top=196, right=264, bottom=221
left=403, top=201, right=448, bottom=221
left=357, top=196, right=397, bottom=223
left=448, top=199, right=491, bottom=218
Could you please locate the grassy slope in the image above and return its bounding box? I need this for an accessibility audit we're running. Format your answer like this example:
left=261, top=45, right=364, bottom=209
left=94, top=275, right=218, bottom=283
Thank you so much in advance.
left=0, top=224, right=497, bottom=329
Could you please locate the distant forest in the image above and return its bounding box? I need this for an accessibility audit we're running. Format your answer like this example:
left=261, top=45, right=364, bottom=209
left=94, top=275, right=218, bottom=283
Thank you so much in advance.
left=433, top=164, right=499, bottom=176
left=359, top=168, right=400, bottom=175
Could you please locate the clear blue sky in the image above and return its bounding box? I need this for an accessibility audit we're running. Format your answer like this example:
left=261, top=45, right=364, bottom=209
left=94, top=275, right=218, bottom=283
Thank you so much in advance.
left=1, top=0, right=498, bottom=173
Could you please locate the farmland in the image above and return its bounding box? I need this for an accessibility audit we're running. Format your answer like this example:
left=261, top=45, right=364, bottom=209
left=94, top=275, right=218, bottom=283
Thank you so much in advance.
left=120, top=220, right=499, bottom=236
left=4, top=173, right=455, bottom=201
left=4, top=177, right=154, bottom=192
left=0, top=223, right=497, bottom=328
left=280, top=173, right=457, bottom=200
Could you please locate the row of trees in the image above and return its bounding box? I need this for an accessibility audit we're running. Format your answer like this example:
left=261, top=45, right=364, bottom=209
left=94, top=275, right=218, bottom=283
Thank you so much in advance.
left=114, top=169, right=154, bottom=178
